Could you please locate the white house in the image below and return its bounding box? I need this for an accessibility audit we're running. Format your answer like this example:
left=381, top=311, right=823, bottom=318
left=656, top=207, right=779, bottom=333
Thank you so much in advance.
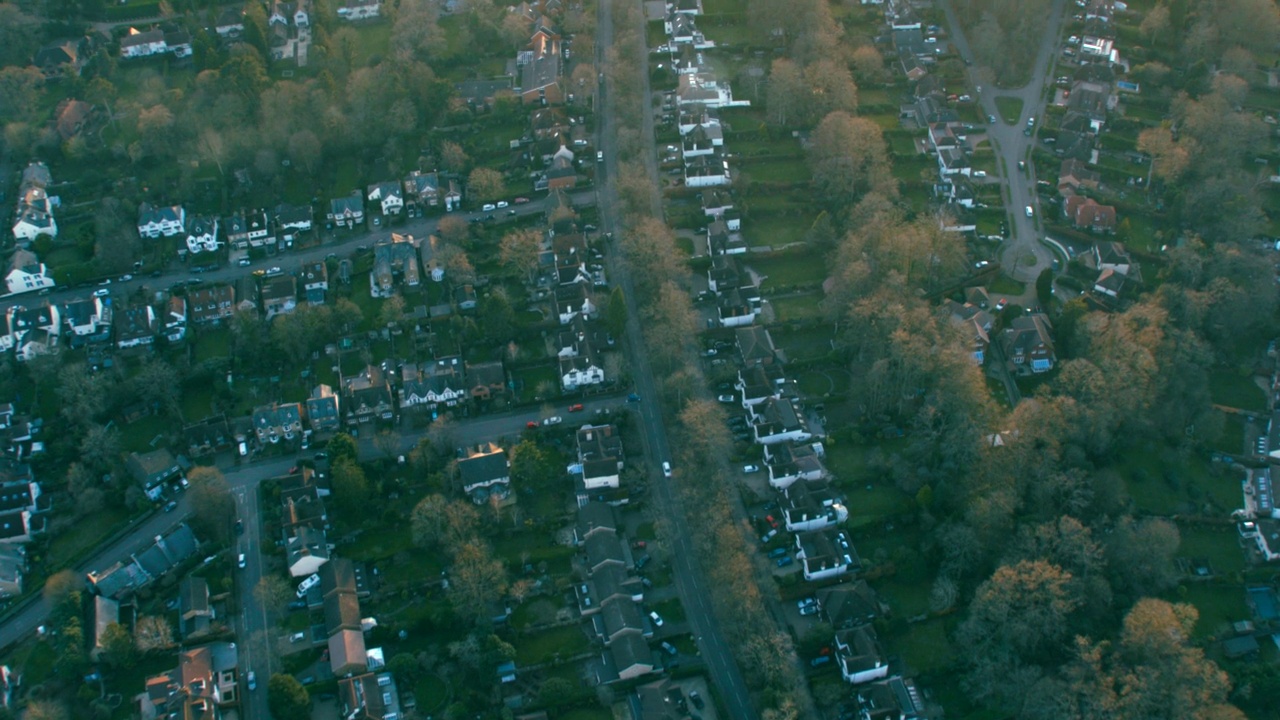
left=782, top=481, right=848, bottom=533
left=561, top=351, right=605, bottom=392
left=137, top=204, right=186, bottom=239
left=286, top=526, right=330, bottom=578
left=13, top=164, right=57, bottom=244
left=163, top=296, right=187, bottom=342
left=684, top=152, right=731, bottom=188
left=577, top=424, right=624, bottom=490
left=120, top=28, right=167, bottom=58
left=750, top=397, right=813, bottom=445
left=367, top=181, right=404, bottom=216
left=676, top=70, right=749, bottom=109
left=5, top=251, right=54, bottom=296
left=457, top=444, right=510, bottom=504
left=399, top=358, right=468, bottom=410
left=337, top=0, right=379, bottom=20
left=765, top=442, right=828, bottom=490
left=184, top=216, right=219, bottom=254
left=274, top=204, right=313, bottom=243
left=835, top=625, right=889, bottom=685
left=795, top=529, right=859, bottom=582
left=556, top=286, right=596, bottom=325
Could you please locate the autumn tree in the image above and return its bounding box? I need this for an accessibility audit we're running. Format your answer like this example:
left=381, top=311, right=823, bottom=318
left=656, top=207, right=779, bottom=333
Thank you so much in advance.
left=99, top=622, right=136, bottom=668
left=467, top=167, right=505, bottom=202
left=410, top=493, right=448, bottom=547
left=331, top=457, right=372, bottom=520
left=448, top=540, right=509, bottom=621
left=499, top=229, right=542, bottom=283
left=187, top=467, right=236, bottom=543
left=134, top=615, right=174, bottom=651
left=807, top=111, right=894, bottom=207
left=254, top=575, right=293, bottom=618
left=268, top=673, right=311, bottom=720
left=327, top=433, right=359, bottom=463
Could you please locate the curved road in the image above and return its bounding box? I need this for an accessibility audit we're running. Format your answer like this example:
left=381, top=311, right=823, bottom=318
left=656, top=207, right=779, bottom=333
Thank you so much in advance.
left=941, top=0, right=1069, bottom=283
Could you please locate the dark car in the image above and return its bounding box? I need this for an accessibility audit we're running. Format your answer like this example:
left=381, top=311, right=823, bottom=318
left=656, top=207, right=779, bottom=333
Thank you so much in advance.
left=235, top=520, right=244, bottom=535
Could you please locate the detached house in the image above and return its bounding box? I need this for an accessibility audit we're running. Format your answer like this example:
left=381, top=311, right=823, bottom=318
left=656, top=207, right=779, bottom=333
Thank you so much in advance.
left=61, top=296, right=111, bottom=346
left=127, top=448, right=184, bottom=501
left=328, top=193, right=365, bottom=229
left=457, top=443, right=510, bottom=504
left=783, top=481, right=848, bottom=532
left=12, top=163, right=57, bottom=244
left=1001, top=313, right=1055, bottom=374
left=120, top=27, right=167, bottom=58
left=370, top=234, right=420, bottom=297
left=835, top=624, right=889, bottom=685
left=5, top=250, right=54, bottom=296
left=336, top=0, right=379, bottom=20
left=274, top=204, right=313, bottom=245
left=260, top=276, right=297, bottom=320
left=306, top=384, right=341, bottom=433
left=556, top=283, right=596, bottom=325
left=252, top=402, right=304, bottom=445
left=341, top=364, right=395, bottom=425
left=404, top=170, right=461, bottom=211
left=184, top=215, right=219, bottom=254
left=1057, top=158, right=1100, bottom=196
left=367, top=181, right=404, bottom=217
left=338, top=673, right=401, bottom=720
left=1064, top=195, right=1116, bottom=233
left=466, top=360, right=507, bottom=402
left=187, top=285, right=235, bottom=325
left=795, top=528, right=860, bottom=582
left=114, top=303, right=157, bottom=350
left=137, top=203, right=186, bottom=239
left=749, top=397, right=813, bottom=445
left=301, top=261, right=328, bottom=305
left=140, top=643, right=239, bottom=719
left=517, top=30, right=564, bottom=104
left=577, top=424, right=624, bottom=490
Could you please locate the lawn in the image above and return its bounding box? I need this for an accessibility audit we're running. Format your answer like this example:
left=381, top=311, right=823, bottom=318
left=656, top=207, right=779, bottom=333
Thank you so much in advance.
left=743, top=158, right=812, bottom=184
left=513, top=625, right=590, bottom=665
left=46, top=505, right=132, bottom=569
left=1209, top=370, right=1266, bottom=413
left=988, top=275, right=1026, bottom=295
left=414, top=674, right=450, bottom=715
left=1180, top=584, right=1249, bottom=641
left=493, top=533, right=576, bottom=575
left=754, top=250, right=828, bottom=288
left=118, top=414, right=172, bottom=453
left=745, top=212, right=806, bottom=248
left=1215, top=412, right=1246, bottom=455
left=513, top=364, right=561, bottom=402
left=894, top=618, right=956, bottom=675
left=181, top=385, right=215, bottom=421
left=995, top=97, right=1024, bottom=123
left=770, top=325, right=837, bottom=362
left=769, top=293, right=824, bottom=322
left=1177, top=524, right=1247, bottom=576
left=193, top=328, right=231, bottom=362
left=1120, top=448, right=1241, bottom=516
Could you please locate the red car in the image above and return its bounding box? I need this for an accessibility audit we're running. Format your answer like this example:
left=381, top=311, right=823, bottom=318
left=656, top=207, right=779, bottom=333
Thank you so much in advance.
left=568, top=403, right=585, bottom=412
left=514, top=197, right=530, bottom=204
left=526, top=421, right=539, bottom=429
left=766, top=515, right=779, bottom=529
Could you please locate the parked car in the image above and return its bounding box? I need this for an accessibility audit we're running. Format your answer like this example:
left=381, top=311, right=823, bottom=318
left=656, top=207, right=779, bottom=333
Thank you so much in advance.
left=797, top=597, right=817, bottom=610
left=247, top=671, right=257, bottom=690
left=776, top=556, right=794, bottom=567
left=1025, top=205, right=1034, bottom=218
left=296, top=572, right=321, bottom=597
left=661, top=641, right=678, bottom=656
left=482, top=203, right=496, bottom=211
left=164, top=500, right=178, bottom=512
left=761, top=529, right=778, bottom=544
left=238, top=553, right=246, bottom=568
left=235, top=520, right=244, bottom=535
left=996, top=299, right=1009, bottom=311
left=514, top=197, right=530, bottom=204
left=800, top=604, right=820, bottom=616
left=766, top=515, right=779, bottom=529
left=689, top=691, right=704, bottom=709
left=767, top=547, right=788, bottom=559
left=542, top=416, right=562, bottom=426
left=743, top=464, right=761, bottom=473
left=526, top=421, right=539, bottom=429
left=810, top=655, right=831, bottom=667
left=649, top=611, right=664, bottom=627
left=662, top=461, right=672, bottom=478
left=717, top=394, right=735, bottom=403
left=93, top=288, right=110, bottom=297
left=635, top=554, right=651, bottom=570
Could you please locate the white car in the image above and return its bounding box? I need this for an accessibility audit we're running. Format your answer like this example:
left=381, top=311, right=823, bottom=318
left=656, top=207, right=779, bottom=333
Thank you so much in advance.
left=93, top=288, right=110, bottom=297
left=717, top=394, right=736, bottom=403
left=1025, top=205, right=1034, bottom=218
left=662, top=461, right=672, bottom=478
left=238, top=553, right=246, bottom=569
left=649, top=611, right=664, bottom=627
left=247, top=671, right=257, bottom=690
left=542, top=416, right=562, bottom=426
left=496, top=201, right=509, bottom=208
left=482, top=203, right=496, bottom=211
left=743, top=464, right=761, bottom=473
left=296, top=572, right=321, bottom=598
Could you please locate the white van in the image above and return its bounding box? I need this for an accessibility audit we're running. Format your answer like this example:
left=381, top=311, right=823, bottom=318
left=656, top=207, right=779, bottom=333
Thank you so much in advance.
left=238, top=441, right=248, bottom=457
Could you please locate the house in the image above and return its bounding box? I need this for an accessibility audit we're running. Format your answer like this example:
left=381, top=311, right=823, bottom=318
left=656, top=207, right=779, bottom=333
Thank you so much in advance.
left=287, top=524, right=330, bottom=578
left=457, top=443, right=510, bottom=504
left=1001, top=313, right=1055, bottom=374
left=370, top=234, right=421, bottom=297
left=0, top=511, right=34, bottom=545
left=561, top=348, right=605, bottom=391
left=301, top=261, right=328, bottom=305
left=306, top=384, right=342, bottom=433
left=12, top=163, right=57, bottom=243
left=795, top=528, right=860, bottom=582
left=750, top=397, right=812, bottom=445
left=120, top=27, right=167, bottom=58
left=531, top=108, right=569, bottom=140
left=179, top=577, right=213, bottom=639
left=137, top=204, right=186, bottom=239
left=187, top=285, right=235, bottom=325
left=577, top=424, right=623, bottom=490
left=835, top=624, right=889, bottom=685
left=140, top=643, right=239, bottom=719
left=88, top=525, right=198, bottom=598
left=681, top=122, right=723, bottom=158
left=684, top=152, right=731, bottom=187
left=517, top=32, right=564, bottom=104
left=234, top=277, right=259, bottom=314
left=164, top=28, right=192, bottom=58
left=855, top=676, right=925, bottom=720
left=274, top=203, right=313, bottom=243
left=707, top=218, right=747, bottom=256
left=54, top=99, right=96, bottom=141
left=584, top=530, right=627, bottom=575
left=114, top=303, right=157, bottom=349
left=556, top=283, right=595, bottom=325
left=0, top=545, right=26, bottom=597
left=717, top=288, right=759, bottom=328
left=367, top=181, right=404, bottom=217
left=942, top=300, right=994, bottom=365
left=782, top=481, right=848, bottom=532
left=594, top=596, right=651, bottom=644
left=546, top=144, right=578, bottom=190
left=329, top=193, right=365, bottom=229
left=1064, top=195, right=1117, bottom=233
left=336, top=0, right=380, bottom=20
left=215, top=7, right=245, bottom=37
left=736, top=363, right=789, bottom=410
left=702, top=190, right=734, bottom=219
left=260, top=276, right=298, bottom=320
left=338, top=673, right=401, bottom=719
left=1080, top=35, right=1114, bottom=59
left=676, top=70, right=747, bottom=108
left=184, top=215, right=219, bottom=254
left=126, top=448, right=183, bottom=501
left=399, top=358, right=468, bottom=411
left=1092, top=268, right=1127, bottom=298
left=34, top=38, right=88, bottom=77
left=1057, top=158, right=1101, bottom=196
left=5, top=250, right=54, bottom=296
left=737, top=325, right=780, bottom=367
left=341, top=364, right=396, bottom=425
left=1092, top=241, right=1133, bottom=275
left=605, top=632, right=655, bottom=682
left=454, top=78, right=515, bottom=109
left=817, top=580, right=885, bottom=630
left=1068, top=81, right=1111, bottom=131
left=404, top=170, right=462, bottom=211
left=466, top=360, right=507, bottom=402
left=252, top=402, right=304, bottom=445
left=163, top=296, right=187, bottom=342
left=183, top=416, right=233, bottom=458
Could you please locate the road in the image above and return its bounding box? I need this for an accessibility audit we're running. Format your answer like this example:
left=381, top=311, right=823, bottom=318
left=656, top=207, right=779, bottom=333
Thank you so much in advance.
left=941, top=0, right=1069, bottom=283
left=0, top=191, right=596, bottom=315
left=595, top=2, right=757, bottom=719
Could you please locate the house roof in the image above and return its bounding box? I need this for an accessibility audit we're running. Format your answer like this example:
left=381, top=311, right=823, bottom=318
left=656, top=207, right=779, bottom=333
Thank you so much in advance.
left=816, top=580, right=883, bottom=629
left=609, top=631, right=654, bottom=672
left=1065, top=195, right=1116, bottom=230
left=329, top=628, right=368, bottom=674
left=324, top=587, right=362, bottom=634
left=458, top=445, right=509, bottom=489
left=600, top=597, right=646, bottom=639
left=320, top=557, right=358, bottom=598
left=466, top=360, right=505, bottom=389
left=180, top=576, right=210, bottom=617
left=584, top=529, right=626, bottom=571
left=577, top=501, right=617, bottom=538
left=260, top=275, right=298, bottom=303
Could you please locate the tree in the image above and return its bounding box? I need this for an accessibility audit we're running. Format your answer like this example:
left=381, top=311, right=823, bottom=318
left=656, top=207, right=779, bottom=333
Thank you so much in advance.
left=411, top=493, right=448, bottom=547
left=134, top=615, right=174, bottom=651
left=327, top=433, right=359, bottom=463
left=0, top=66, right=44, bottom=125
left=287, top=129, right=322, bottom=174
left=850, top=45, right=884, bottom=83
left=440, top=140, right=469, bottom=173
left=373, top=428, right=402, bottom=461
left=436, top=215, right=470, bottom=244
left=1106, top=516, right=1180, bottom=598
left=807, top=111, right=894, bottom=206
left=331, top=457, right=372, bottom=519
left=1140, top=3, right=1172, bottom=43
left=267, top=673, right=311, bottom=720
left=23, top=701, right=68, bottom=720
left=605, top=286, right=628, bottom=338
left=449, top=540, right=508, bottom=621
left=99, top=621, right=136, bottom=668
left=765, top=58, right=806, bottom=127
left=43, top=570, right=80, bottom=605
left=499, top=229, right=542, bottom=283
left=187, top=467, right=235, bottom=542
left=1035, top=268, right=1054, bottom=309
left=379, top=294, right=406, bottom=329
left=467, top=168, right=505, bottom=202
left=254, top=575, right=293, bottom=618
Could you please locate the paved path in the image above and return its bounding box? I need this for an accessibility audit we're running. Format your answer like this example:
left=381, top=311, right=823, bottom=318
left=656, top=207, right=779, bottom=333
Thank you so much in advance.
left=941, top=0, right=1069, bottom=283
left=595, top=1, right=757, bottom=718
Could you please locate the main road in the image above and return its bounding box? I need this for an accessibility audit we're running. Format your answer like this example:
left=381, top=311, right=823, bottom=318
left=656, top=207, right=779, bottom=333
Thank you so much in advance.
left=594, top=2, right=757, bottom=719
left=941, top=0, right=1070, bottom=283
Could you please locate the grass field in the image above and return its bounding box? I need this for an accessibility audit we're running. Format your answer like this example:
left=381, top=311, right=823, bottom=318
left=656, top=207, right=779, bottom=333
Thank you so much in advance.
left=769, top=293, right=825, bottom=322
left=995, top=97, right=1024, bottom=123
left=514, top=625, right=590, bottom=665
left=754, top=250, right=828, bottom=287
left=1209, top=370, right=1266, bottom=412
left=1120, top=448, right=1240, bottom=516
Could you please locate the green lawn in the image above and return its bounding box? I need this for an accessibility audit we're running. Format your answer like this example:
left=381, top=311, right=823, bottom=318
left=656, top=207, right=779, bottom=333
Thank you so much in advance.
left=743, top=158, right=811, bottom=184
left=770, top=325, right=837, bottom=362
left=995, top=97, right=1024, bottom=123
left=1177, top=524, right=1247, bottom=576
left=1180, top=584, right=1249, bottom=641
left=46, top=506, right=132, bottom=569
left=988, top=275, right=1026, bottom=295
left=118, top=414, right=172, bottom=453
left=754, top=250, right=828, bottom=288
left=1120, top=448, right=1241, bottom=516
left=414, top=675, right=449, bottom=714
left=895, top=618, right=956, bottom=675
left=513, top=625, right=589, bottom=665
left=1209, top=370, right=1266, bottom=412
left=769, top=293, right=824, bottom=323
left=193, top=328, right=231, bottom=362
left=1215, top=412, right=1246, bottom=455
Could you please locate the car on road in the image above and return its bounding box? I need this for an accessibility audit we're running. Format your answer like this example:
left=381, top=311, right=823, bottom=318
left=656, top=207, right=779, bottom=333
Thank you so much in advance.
left=119, top=274, right=132, bottom=282
left=975, top=260, right=990, bottom=269
left=689, top=691, right=704, bottom=709
left=542, top=416, right=562, bottom=426
left=247, top=671, right=256, bottom=691
left=514, top=197, right=530, bottom=204
left=628, top=393, right=640, bottom=402
left=1018, top=160, right=1027, bottom=171
left=164, top=500, right=178, bottom=512
left=482, top=203, right=496, bottom=211
left=265, top=266, right=283, bottom=277
left=98, top=278, right=111, bottom=286
left=235, top=520, right=244, bottom=535
left=661, top=641, right=678, bottom=656
left=662, top=461, right=672, bottom=478
left=761, top=528, right=778, bottom=544
left=717, top=394, right=735, bottom=403
left=526, top=421, right=539, bottom=429
left=238, top=553, right=246, bottom=568
left=649, top=611, right=664, bottom=627
left=568, top=403, right=584, bottom=412
left=996, top=299, right=1009, bottom=311
left=496, top=201, right=509, bottom=208
left=776, top=555, right=794, bottom=567
left=597, top=151, right=604, bottom=162
left=1025, top=205, right=1034, bottom=218
left=93, top=288, right=110, bottom=297
left=372, top=216, right=381, bottom=226
left=767, top=547, right=788, bottom=559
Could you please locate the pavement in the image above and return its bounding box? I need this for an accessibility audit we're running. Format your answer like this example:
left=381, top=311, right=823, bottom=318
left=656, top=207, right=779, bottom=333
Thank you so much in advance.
left=594, top=2, right=757, bottom=719
left=940, top=0, right=1070, bottom=284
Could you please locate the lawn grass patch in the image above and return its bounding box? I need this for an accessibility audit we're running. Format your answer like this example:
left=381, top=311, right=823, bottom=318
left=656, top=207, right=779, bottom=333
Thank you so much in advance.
left=1214, top=412, right=1246, bottom=455
left=769, top=293, right=825, bottom=322
left=1176, top=524, right=1246, bottom=576
left=894, top=618, right=956, bottom=675
left=995, top=96, right=1024, bottom=123
left=754, top=250, right=828, bottom=288
left=743, top=158, right=812, bottom=184
left=513, top=364, right=561, bottom=402
left=1180, top=584, right=1249, bottom=641
left=513, top=625, right=589, bottom=665
left=181, top=386, right=215, bottom=421
left=1120, top=446, right=1239, bottom=516
left=46, top=505, right=132, bottom=569
left=192, top=327, right=231, bottom=362
left=653, top=598, right=686, bottom=624
left=414, top=674, right=449, bottom=714
left=118, top=414, right=172, bottom=453
left=1209, top=369, right=1266, bottom=412
left=770, top=325, right=837, bottom=362
left=988, top=275, right=1026, bottom=295
left=493, top=533, right=576, bottom=575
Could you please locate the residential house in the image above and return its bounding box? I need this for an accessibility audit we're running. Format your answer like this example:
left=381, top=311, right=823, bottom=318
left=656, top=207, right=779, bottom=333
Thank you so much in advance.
left=835, top=624, right=889, bottom=685
left=517, top=31, right=564, bottom=104
left=577, top=424, right=623, bottom=490
left=1001, top=313, right=1056, bottom=374
left=561, top=348, right=605, bottom=392
left=1093, top=267, right=1127, bottom=298
left=301, top=261, right=328, bottom=305
left=178, top=577, right=214, bottom=639
left=707, top=218, right=747, bottom=255
left=6, top=302, right=61, bottom=363
left=34, top=38, right=88, bottom=77
left=942, top=299, right=994, bottom=365
left=855, top=676, right=925, bottom=720
left=187, top=285, right=235, bottom=325
left=576, top=562, right=643, bottom=615
left=782, top=481, right=848, bottom=532
left=338, top=672, right=401, bottom=719
left=1068, top=81, right=1111, bottom=132
left=274, top=203, right=313, bottom=244
left=737, top=325, right=780, bottom=367
left=329, top=193, right=365, bottom=229
left=717, top=287, right=759, bottom=328
left=367, top=181, right=404, bottom=218
left=1057, top=158, right=1101, bottom=196
left=286, top=523, right=329, bottom=579
left=702, top=189, right=734, bottom=219
left=404, top=170, right=462, bottom=211
left=120, top=27, right=167, bottom=58
left=466, top=360, right=507, bottom=402
left=215, top=7, right=245, bottom=37
left=252, top=402, right=304, bottom=445
left=54, top=99, right=96, bottom=141
left=163, top=296, right=187, bottom=342
left=684, top=151, right=731, bottom=187
left=140, top=643, right=239, bottom=719
left=575, top=501, right=617, bottom=546
left=12, top=163, right=57, bottom=243
left=260, top=276, right=298, bottom=320
left=182, top=416, right=233, bottom=458
left=454, top=283, right=480, bottom=312
left=457, top=443, right=510, bottom=504
left=5, top=250, right=54, bottom=296
left=681, top=121, right=723, bottom=158
left=399, top=357, right=468, bottom=411
left=0, top=545, right=26, bottom=597
left=531, top=107, right=569, bottom=141
left=336, top=0, right=380, bottom=20
left=370, top=234, right=421, bottom=297
left=87, top=524, right=198, bottom=599
left=736, top=363, right=789, bottom=408
left=817, top=580, right=885, bottom=630
left=114, top=303, right=156, bottom=349
left=0, top=510, right=35, bottom=545
left=556, top=283, right=595, bottom=325
left=750, top=397, right=812, bottom=445
left=1064, top=195, right=1117, bottom=233
left=546, top=145, right=578, bottom=191
left=795, top=528, right=860, bottom=582
left=184, top=215, right=219, bottom=254
left=1092, top=241, right=1133, bottom=275
left=341, top=364, right=396, bottom=425
left=584, top=528, right=627, bottom=575
left=234, top=277, right=259, bottom=314
left=1080, top=35, right=1114, bottom=59
left=676, top=69, right=747, bottom=108
left=594, top=596, right=652, bottom=645
left=137, top=203, right=186, bottom=239
left=306, top=384, right=341, bottom=433
left=126, top=448, right=184, bottom=501
left=454, top=78, right=515, bottom=110
left=163, top=28, right=192, bottom=58
left=606, top=633, right=655, bottom=682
